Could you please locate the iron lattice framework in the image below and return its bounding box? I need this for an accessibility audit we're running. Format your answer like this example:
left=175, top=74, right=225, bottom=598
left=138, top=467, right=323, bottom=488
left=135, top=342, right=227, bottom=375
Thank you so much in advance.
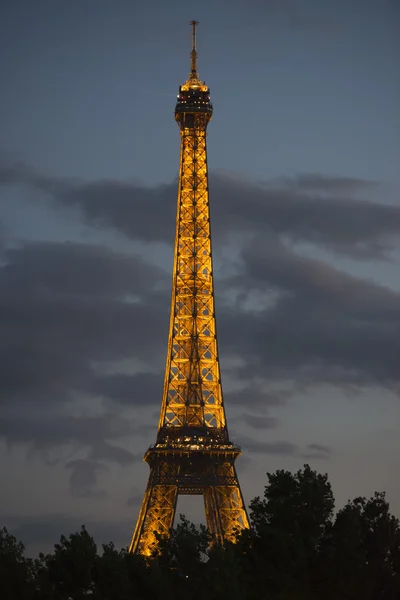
left=129, top=21, right=249, bottom=557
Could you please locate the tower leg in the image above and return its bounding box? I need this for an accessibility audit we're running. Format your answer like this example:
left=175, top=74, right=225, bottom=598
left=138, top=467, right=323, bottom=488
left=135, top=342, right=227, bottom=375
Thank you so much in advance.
left=204, top=463, right=249, bottom=545
left=129, top=462, right=179, bottom=556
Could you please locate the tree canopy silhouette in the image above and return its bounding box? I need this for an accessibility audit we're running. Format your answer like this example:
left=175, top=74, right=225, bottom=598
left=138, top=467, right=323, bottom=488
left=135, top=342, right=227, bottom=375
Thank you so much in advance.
left=1, top=465, right=399, bottom=599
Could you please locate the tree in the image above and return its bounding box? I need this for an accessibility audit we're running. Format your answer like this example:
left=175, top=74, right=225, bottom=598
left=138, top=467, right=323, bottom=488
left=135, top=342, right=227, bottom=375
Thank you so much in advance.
left=93, top=542, right=155, bottom=600
left=2, top=467, right=399, bottom=600
left=320, top=492, right=400, bottom=600
left=206, top=540, right=247, bottom=600
left=0, top=527, right=35, bottom=600
left=238, top=464, right=335, bottom=599
left=151, top=515, right=211, bottom=600
left=40, top=526, right=97, bottom=599
left=92, top=542, right=131, bottom=600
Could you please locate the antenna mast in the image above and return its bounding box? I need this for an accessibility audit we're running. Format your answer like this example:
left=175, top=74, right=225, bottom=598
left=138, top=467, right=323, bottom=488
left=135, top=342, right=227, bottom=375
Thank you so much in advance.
left=190, top=20, right=199, bottom=76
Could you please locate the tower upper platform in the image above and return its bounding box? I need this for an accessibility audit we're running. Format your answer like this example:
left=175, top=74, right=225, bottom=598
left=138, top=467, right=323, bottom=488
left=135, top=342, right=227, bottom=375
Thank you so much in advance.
left=175, top=21, right=213, bottom=121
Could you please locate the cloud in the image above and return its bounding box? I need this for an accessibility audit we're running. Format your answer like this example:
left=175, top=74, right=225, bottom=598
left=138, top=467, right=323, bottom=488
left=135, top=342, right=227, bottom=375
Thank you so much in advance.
left=0, top=158, right=399, bottom=530
left=302, top=443, right=332, bottom=460
left=219, top=236, right=400, bottom=392
left=0, top=413, right=128, bottom=446
left=0, top=241, right=168, bottom=413
left=65, top=459, right=108, bottom=498
left=0, top=412, right=139, bottom=464
left=275, top=173, right=378, bottom=193
left=1, top=241, right=165, bottom=299
left=89, top=442, right=140, bottom=466
left=0, top=160, right=174, bottom=243
left=89, top=372, right=163, bottom=406
left=1, top=159, right=399, bottom=259
left=126, top=488, right=144, bottom=507
left=224, top=384, right=290, bottom=408
left=233, top=413, right=279, bottom=430
left=1, top=219, right=398, bottom=454
left=235, top=455, right=256, bottom=474
left=239, top=436, right=299, bottom=456
left=308, top=443, right=330, bottom=454
left=238, top=436, right=331, bottom=460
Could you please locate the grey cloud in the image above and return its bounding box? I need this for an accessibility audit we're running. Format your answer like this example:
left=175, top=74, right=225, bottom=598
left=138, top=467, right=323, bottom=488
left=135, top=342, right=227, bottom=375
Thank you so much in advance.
left=65, top=459, right=108, bottom=498
left=233, top=413, right=279, bottom=430
left=240, top=236, right=399, bottom=312
left=308, top=443, right=330, bottom=454
left=127, top=488, right=144, bottom=507
left=212, top=175, right=398, bottom=260
left=0, top=160, right=174, bottom=244
left=90, top=372, right=163, bottom=406
left=0, top=410, right=142, bottom=500
left=302, top=443, right=332, bottom=460
left=238, top=436, right=331, bottom=459
left=0, top=160, right=399, bottom=515
left=274, top=173, right=378, bottom=193
left=0, top=413, right=134, bottom=452
left=78, top=174, right=399, bottom=258
left=239, top=436, right=299, bottom=456
left=0, top=411, right=147, bottom=470
left=224, top=385, right=289, bottom=408
left=1, top=241, right=166, bottom=299
left=235, top=455, right=256, bottom=474
left=219, top=236, right=400, bottom=392
left=1, top=159, right=399, bottom=258
left=0, top=161, right=64, bottom=193
left=89, top=442, right=140, bottom=466
left=0, top=213, right=398, bottom=443
left=0, top=241, right=168, bottom=411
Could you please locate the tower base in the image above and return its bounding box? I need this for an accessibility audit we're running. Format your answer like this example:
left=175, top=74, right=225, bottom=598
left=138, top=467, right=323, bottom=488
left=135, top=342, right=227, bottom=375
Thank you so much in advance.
left=129, top=445, right=249, bottom=556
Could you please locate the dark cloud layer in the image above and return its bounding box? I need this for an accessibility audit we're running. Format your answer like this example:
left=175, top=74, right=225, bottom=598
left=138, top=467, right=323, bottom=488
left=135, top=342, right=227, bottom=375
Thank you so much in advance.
left=238, top=413, right=279, bottom=430
left=218, top=236, right=400, bottom=392
left=1, top=241, right=163, bottom=299
left=0, top=159, right=399, bottom=517
left=239, top=436, right=298, bottom=456
left=90, top=372, right=163, bottom=406
left=237, top=436, right=331, bottom=460
left=0, top=175, right=398, bottom=421
left=0, top=240, right=164, bottom=496
left=66, top=459, right=108, bottom=498
left=224, top=385, right=291, bottom=408
left=274, top=173, right=378, bottom=192
left=126, top=487, right=145, bottom=508
left=0, top=241, right=168, bottom=411
left=1, top=160, right=399, bottom=259
left=0, top=179, right=398, bottom=418
left=0, top=412, right=141, bottom=482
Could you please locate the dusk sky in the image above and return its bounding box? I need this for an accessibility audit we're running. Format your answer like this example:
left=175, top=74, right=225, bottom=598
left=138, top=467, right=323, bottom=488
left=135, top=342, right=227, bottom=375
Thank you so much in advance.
left=0, top=0, right=399, bottom=555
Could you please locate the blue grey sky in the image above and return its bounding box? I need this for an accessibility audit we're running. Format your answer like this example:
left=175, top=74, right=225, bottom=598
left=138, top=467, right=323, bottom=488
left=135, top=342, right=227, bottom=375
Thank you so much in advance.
left=1, top=0, right=399, bottom=183
left=0, top=0, right=399, bottom=555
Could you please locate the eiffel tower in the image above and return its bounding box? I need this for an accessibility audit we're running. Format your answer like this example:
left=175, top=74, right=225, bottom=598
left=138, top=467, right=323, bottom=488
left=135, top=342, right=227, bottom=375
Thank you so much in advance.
left=129, top=21, right=249, bottom=556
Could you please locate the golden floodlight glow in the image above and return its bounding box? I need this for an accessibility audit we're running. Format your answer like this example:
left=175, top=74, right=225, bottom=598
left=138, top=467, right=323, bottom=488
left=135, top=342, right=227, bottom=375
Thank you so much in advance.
left=129, top=20, right=249, bottom=557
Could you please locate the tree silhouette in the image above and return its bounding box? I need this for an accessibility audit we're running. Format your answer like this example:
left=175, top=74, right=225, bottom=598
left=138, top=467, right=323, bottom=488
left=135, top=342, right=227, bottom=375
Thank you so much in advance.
left=1, top=465, right=399, bottom=600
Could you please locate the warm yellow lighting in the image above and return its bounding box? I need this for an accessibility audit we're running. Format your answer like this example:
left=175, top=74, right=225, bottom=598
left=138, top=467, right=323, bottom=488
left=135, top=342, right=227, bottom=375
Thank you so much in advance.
left=129, top=21, right=249, bottom=558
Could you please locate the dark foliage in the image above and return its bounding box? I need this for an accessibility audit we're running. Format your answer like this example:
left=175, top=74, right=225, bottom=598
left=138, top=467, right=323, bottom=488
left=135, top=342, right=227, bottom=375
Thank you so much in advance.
left=1, top=465, right=399, bottom=599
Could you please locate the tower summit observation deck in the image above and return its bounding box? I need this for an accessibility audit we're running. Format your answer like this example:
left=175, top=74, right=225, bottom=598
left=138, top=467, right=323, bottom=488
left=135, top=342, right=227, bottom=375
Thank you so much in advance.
left=129, top=21, right=249, bottom=557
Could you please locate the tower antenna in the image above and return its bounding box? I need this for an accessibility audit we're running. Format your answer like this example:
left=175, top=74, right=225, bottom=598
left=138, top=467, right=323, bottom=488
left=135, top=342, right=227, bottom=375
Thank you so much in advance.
left=190, top=19, right=199, bottom=76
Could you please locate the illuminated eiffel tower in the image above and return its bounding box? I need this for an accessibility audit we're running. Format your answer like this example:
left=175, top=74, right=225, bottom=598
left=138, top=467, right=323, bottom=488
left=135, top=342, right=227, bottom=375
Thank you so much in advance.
left=129, top=21, right=249, bottom=556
